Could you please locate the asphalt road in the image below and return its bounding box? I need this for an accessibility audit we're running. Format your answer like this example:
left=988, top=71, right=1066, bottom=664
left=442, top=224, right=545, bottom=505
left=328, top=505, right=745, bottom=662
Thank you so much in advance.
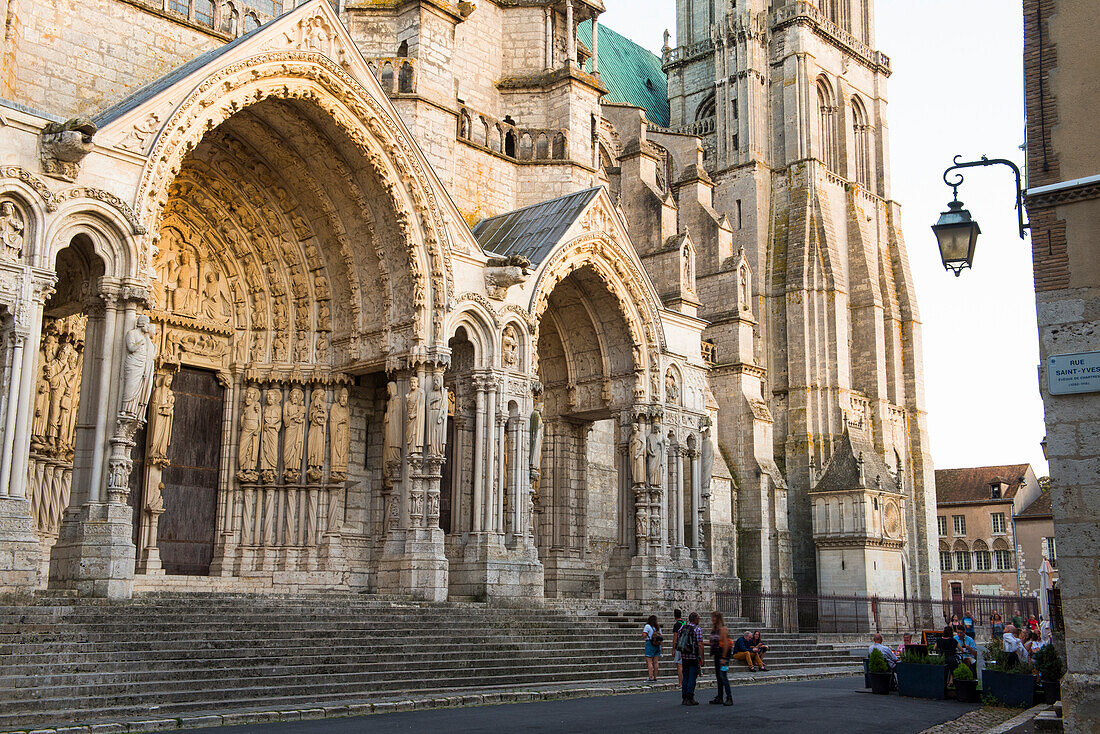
left=200, top=677, right=977, bottom=734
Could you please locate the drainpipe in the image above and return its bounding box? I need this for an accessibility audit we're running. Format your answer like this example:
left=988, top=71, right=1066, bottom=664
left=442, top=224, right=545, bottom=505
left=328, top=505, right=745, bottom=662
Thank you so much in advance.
left=1010, top=503, right=1023, bottom=598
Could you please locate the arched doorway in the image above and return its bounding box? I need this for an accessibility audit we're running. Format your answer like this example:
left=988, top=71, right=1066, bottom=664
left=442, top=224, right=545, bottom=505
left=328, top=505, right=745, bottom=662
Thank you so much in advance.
left=534, top=264, right=639, bottom=598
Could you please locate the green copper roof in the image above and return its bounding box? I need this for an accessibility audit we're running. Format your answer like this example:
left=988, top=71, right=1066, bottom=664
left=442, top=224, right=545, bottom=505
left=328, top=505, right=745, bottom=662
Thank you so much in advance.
left=579, top=20, right=669, bottom=128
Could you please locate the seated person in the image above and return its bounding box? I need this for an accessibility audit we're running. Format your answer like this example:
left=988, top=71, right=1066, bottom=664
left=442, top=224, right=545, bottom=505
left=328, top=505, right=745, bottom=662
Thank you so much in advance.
left=938, top=625, right=960, bottom=669
left=869, top=633, right=898, bottom=671
left=953, top=625, right=977, bottom=666
left=894, top=633, right=913, bottom=659
left=1002, top=624, right=1024, bottom=667
left=751, top=631, right=770, bottom=671
left=732, top=631, right=765, bottom=672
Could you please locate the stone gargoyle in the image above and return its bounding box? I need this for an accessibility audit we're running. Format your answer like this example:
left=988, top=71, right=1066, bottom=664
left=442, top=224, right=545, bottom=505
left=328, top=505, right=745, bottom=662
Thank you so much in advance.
left=40, top=118, right=97, bottom=181
left=484, top=254, right=530, bottom=300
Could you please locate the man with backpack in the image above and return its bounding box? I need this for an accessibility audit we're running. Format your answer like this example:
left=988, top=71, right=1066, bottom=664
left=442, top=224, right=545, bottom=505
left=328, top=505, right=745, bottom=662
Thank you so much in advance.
left=670, top=608, right=685, bottom=686
left=675, top=611, right=705, bottom=705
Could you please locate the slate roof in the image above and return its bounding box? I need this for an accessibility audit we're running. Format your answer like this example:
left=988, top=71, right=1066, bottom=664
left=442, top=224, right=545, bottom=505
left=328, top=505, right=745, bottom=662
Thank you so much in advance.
left=811, top=428, right=900, bottom=494
left=471, top=187, right=602, bottom=264
left=1015, top=490, right=1053, bottom=519
left=92, top=2, right=315, bottom=126
left=934, top=464, right=1031, bottom=505
left=578, top=20, right=670, bottom=128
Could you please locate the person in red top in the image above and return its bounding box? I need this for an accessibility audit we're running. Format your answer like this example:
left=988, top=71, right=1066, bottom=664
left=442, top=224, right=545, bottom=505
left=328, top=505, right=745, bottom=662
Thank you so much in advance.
left=1027, top=614, right=1040, bottom=633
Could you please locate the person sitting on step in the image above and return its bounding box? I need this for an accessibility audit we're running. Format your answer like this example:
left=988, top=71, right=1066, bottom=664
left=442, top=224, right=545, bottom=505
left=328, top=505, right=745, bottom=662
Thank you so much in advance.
left=732, top=630, right=764, bottom=672
left=751, top=630, right=770, bottom=671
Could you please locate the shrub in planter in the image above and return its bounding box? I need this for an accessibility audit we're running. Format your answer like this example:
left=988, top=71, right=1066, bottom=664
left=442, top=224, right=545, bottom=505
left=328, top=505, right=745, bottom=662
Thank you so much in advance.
left=895, top=651, right=948, bottom=700
left=981, top=638, right=1037, bottom=707
left=953, top=663, right=979, bottom=703
left=1033, top=644, right=1064, bottom=704
left=868, top=648, right=892, bottom=695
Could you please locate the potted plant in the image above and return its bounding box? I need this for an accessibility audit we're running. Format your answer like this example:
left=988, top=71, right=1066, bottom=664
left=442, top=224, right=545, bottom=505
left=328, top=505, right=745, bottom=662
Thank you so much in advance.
left=981, top=638, right=1037, bottom=707
left=1033, top=644, right=1065, bottom=704
left=953, top=663, right=979, bottom=703
left=895, top=650, right=948, bottom=700
left=868, top=648, right=892, bottom=695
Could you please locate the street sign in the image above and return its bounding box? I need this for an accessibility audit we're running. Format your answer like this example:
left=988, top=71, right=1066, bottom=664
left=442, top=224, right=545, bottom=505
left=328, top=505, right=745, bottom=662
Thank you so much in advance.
left=1048, top=350, right=1100, bottom=395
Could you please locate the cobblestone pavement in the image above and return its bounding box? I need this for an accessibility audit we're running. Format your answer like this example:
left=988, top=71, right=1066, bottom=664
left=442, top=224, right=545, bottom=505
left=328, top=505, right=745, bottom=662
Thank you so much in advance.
left=917, top=706, right=1022, bottom=734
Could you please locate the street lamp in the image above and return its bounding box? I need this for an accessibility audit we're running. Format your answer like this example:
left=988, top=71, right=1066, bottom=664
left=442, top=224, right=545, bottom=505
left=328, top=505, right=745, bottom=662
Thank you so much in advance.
left=933, top=155, right=1029, bottom=276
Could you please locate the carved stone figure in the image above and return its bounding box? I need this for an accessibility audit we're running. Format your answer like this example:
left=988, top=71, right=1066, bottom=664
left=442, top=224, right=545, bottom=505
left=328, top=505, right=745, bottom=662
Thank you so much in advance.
left=329, top=387, right=350, bottom=479
left=0, top=201, right=24, bottom=261
left=237, top=387, right=261, bottom=480
left=201, top=270, right=231, bottom=324
left=307, top=389, right=327, bottom=481
left=502, top=326, right=519, bottom=368
left=701, top=424, right=714, bottom=497
left=120, top=315, right=156, bottom=419
left=44, top=339, right=72, bottom=442
left=629, top=423, right=646, bottom=486
left=173, top=251, right=198, bottom=317
left=646, top=424, right=664, bottom=488
left=39, top=117, right=96, bottom=180
left=529, top=393, right=544, bottom=471
left=57, top=344, right=80, bottom=449
left=405, top=376, right=425, bottom=453
left=739, top=264, right=750, bottom=310
left=259, top=390, right=282, bottom=483
left=635, top=506, right=648, bottom=544
left=383, top=380, right=402, bottom=476
left=282, top=388, right=306, bottom=483
left=428, top=382, right=447, bottom=456
left=148, top=373, right=175, bottom=466
left=665, top=372, right=680, bottom=405
left=484, top=255, right=530, bottom=299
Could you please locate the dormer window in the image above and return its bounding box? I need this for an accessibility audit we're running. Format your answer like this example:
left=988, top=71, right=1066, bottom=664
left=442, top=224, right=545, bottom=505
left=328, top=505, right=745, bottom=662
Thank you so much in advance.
left=990, top=482, right=1002, bottom=499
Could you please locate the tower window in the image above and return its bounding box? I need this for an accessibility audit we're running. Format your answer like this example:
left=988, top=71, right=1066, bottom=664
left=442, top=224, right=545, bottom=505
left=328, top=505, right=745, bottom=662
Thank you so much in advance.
left=816, top=77, right=839, bottom=172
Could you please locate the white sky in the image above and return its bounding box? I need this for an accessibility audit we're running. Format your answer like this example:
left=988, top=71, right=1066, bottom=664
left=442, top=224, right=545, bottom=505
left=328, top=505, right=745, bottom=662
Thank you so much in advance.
left=597, top=1, right=1048, bottom=475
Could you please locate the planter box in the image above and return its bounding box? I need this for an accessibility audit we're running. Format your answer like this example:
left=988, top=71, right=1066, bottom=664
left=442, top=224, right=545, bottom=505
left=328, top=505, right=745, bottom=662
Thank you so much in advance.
left=982, top=669, right=1037, bottom=708
left=895, top=663, right=947, bottom=700
left=955, top=679, right=980, bottom=703
left=1043, top=678, right=1061, bottom=704
left=868, top=671, right=892, bottom=695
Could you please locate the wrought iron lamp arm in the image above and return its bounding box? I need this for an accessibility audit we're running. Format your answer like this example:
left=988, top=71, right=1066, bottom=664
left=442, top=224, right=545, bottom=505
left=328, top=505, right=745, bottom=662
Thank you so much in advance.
left=942, top=155, right=1029, bottom=239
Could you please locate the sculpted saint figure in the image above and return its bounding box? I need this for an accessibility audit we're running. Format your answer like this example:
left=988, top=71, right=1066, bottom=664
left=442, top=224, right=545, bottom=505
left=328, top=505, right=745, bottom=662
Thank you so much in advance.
left=45, top=339, right=72, bottom=441
left=629, top=423, right=646, bottom=487
left=306, top=389, right=327, bottom=479
left=201, top=271, right=231, bottom=324
left=645, top=423, right=664, bottom=488
left=148, top=373, right=175, bottom=465
left=282, top=388, right=306, bottom=482
left=59, top=347, right=81, bottom=446
left=120, top=315, right=157, bottom=418
left=174, top=251, right=198, bottom=316
left=428, top=381, right=447, bottom=456
left=382, top=381, right=402, bottom=474
left=237, top=387, right=261, bottom=477
left=529, top=393, right=544, bottom=471
left=0, top=201, right=24, bottom=261
left=259, top=390, right=282, bottom=481
left=405, top=376, right=425, bottom=453
left=701, top=424, right=714, bottom=497
left=502, top=327, right=518, bottom=368
left=329, top=387, right=350, bottom=478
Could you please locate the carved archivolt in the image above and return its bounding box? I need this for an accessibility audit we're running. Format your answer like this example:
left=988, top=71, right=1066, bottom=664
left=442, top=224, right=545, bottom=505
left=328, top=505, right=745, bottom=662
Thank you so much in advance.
left=133, top=51, right=455, bottom=347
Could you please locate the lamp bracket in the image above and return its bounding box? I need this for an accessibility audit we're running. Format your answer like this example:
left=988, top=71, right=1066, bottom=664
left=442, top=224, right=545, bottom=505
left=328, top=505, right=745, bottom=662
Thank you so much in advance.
left=942, top=155, right=1029, bottom=239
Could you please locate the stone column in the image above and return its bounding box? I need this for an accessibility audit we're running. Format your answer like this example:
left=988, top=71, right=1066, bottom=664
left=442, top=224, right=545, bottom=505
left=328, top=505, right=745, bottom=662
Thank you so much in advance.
left=471, top=377, right=486, bottom=533
left=495, top=411, right=506, bottom=534
left=544, top=8, right=553, bottom=70
left=674, top=445, right=684, bottom=550
left=565, top=0, right=575, bottom=66
left=482, top=377, right=497, bottom=535
left=691, top=448, right=702, bottom=550
left=591, top=18, right=599, bottom=75
left=450, top=414, right=465, bottom=533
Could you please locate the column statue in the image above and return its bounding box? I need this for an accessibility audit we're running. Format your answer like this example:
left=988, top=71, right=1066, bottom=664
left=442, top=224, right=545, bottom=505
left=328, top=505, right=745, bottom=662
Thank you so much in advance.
left=529, top=392, right=544, bottom=471
left=645, top=423, right=664, bottom=487
left=701, top=423, right=714, bottom=497
left=405, top=375, right=425, bottom=453
left=382, top=380, right=402, bottom=477
left=306, top=389, right=327, bottom=481
left=0, top=200, right=24, bottom=261
left=259, top=390, right=282, bottom=483
left=120, top=315, right=157, bottom=419
left=282, top=387, right=306, bottom=483
left=148, top=372, right=175, bottom=466
left=329, top=387, right=350, bottom=480
left=629, top=422, right=646, bottom=487
left=237, top=386, right=261, bottom=480
left=428, top=381, right=448, bottom=456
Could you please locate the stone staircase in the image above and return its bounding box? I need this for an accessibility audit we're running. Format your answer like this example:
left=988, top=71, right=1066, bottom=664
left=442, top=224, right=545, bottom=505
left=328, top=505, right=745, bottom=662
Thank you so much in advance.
left=0, top=592, right=861, bottom=730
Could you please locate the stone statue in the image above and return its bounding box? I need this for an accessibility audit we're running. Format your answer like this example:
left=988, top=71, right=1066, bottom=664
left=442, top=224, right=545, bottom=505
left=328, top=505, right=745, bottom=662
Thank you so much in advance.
left=148, top=372, right=175, bottom=466
left=635, top=506, right=648, bottom=545
left=629, top=423, right=646, bottom=487
left=405, top=376, right=425, bottom=453
left=59, top=346, right=81, bottom=447
left=502, top=326, right=519, bottom=368
left=120, top=315, right=156, bottom=419
left=282, top=388, right=306, bottom=483
left=237, top=386, right=261, bottom=479
left=740, top=265, right=750, bottom=310
left=44, top=338, right=72, bottom=442
left=173, top=251, right=198, bottom=317
left=646, top=423, right=664, bottom=488
left=329, top=387, right=350, bottom=479
left=665, top=372, right=680, bottom=404
left=428, top=381, right=448, bottom=456
left=0, top=201, right=24, bottom=261
left=201, top=270, right=231, bottom=324
left=307, top=389, right=327, bottom=480
left=383, top=380, right=402, bottom=475
left=529, top=394, right=544, bottom=471
left=259, top=390, right=282, bottom=483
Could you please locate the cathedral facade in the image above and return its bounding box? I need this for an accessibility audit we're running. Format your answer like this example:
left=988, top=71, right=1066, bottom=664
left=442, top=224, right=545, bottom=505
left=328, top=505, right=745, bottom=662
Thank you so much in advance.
left=0, top=0, right=939, bottom=604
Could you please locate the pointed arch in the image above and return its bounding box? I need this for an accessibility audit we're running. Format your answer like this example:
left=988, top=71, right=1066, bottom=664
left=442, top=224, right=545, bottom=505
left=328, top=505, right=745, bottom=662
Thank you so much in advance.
left=816, top=75, right=839, bottom=172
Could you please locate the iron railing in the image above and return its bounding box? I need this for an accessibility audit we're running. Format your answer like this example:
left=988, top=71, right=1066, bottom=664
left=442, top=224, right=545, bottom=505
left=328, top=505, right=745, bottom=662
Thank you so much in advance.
left=718, top=591, right=1040, bottom=636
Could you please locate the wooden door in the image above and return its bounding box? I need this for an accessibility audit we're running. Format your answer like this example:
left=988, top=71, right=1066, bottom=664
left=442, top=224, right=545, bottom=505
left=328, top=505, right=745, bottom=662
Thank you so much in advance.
left=158, top=367, right=224, bottom=575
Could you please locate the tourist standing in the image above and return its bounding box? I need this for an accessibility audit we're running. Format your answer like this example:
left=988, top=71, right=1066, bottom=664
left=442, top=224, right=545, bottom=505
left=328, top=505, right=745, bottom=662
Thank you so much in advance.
left=670, top=608, right=685, bottom=687
left=677, top=612, right=704, bottom=705
left=961, top=611, right=975, bottom=640
left=643, top=615, right=662, bottom=682
left=709, top=612, right=733, bottom=705
left=991, top=612, right=1005, bottom=639
left=1012, top=610, right=1024, bottom=629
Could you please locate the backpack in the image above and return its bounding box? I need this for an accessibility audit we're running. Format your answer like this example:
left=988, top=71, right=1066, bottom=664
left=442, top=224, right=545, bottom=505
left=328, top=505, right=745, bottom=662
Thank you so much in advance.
left=676, top=623, right=696, bottom=656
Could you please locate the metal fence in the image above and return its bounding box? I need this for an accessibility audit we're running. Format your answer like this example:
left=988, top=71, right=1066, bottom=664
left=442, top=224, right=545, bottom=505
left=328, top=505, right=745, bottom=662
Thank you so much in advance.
left=717, top=591, right=1040, bottom=635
